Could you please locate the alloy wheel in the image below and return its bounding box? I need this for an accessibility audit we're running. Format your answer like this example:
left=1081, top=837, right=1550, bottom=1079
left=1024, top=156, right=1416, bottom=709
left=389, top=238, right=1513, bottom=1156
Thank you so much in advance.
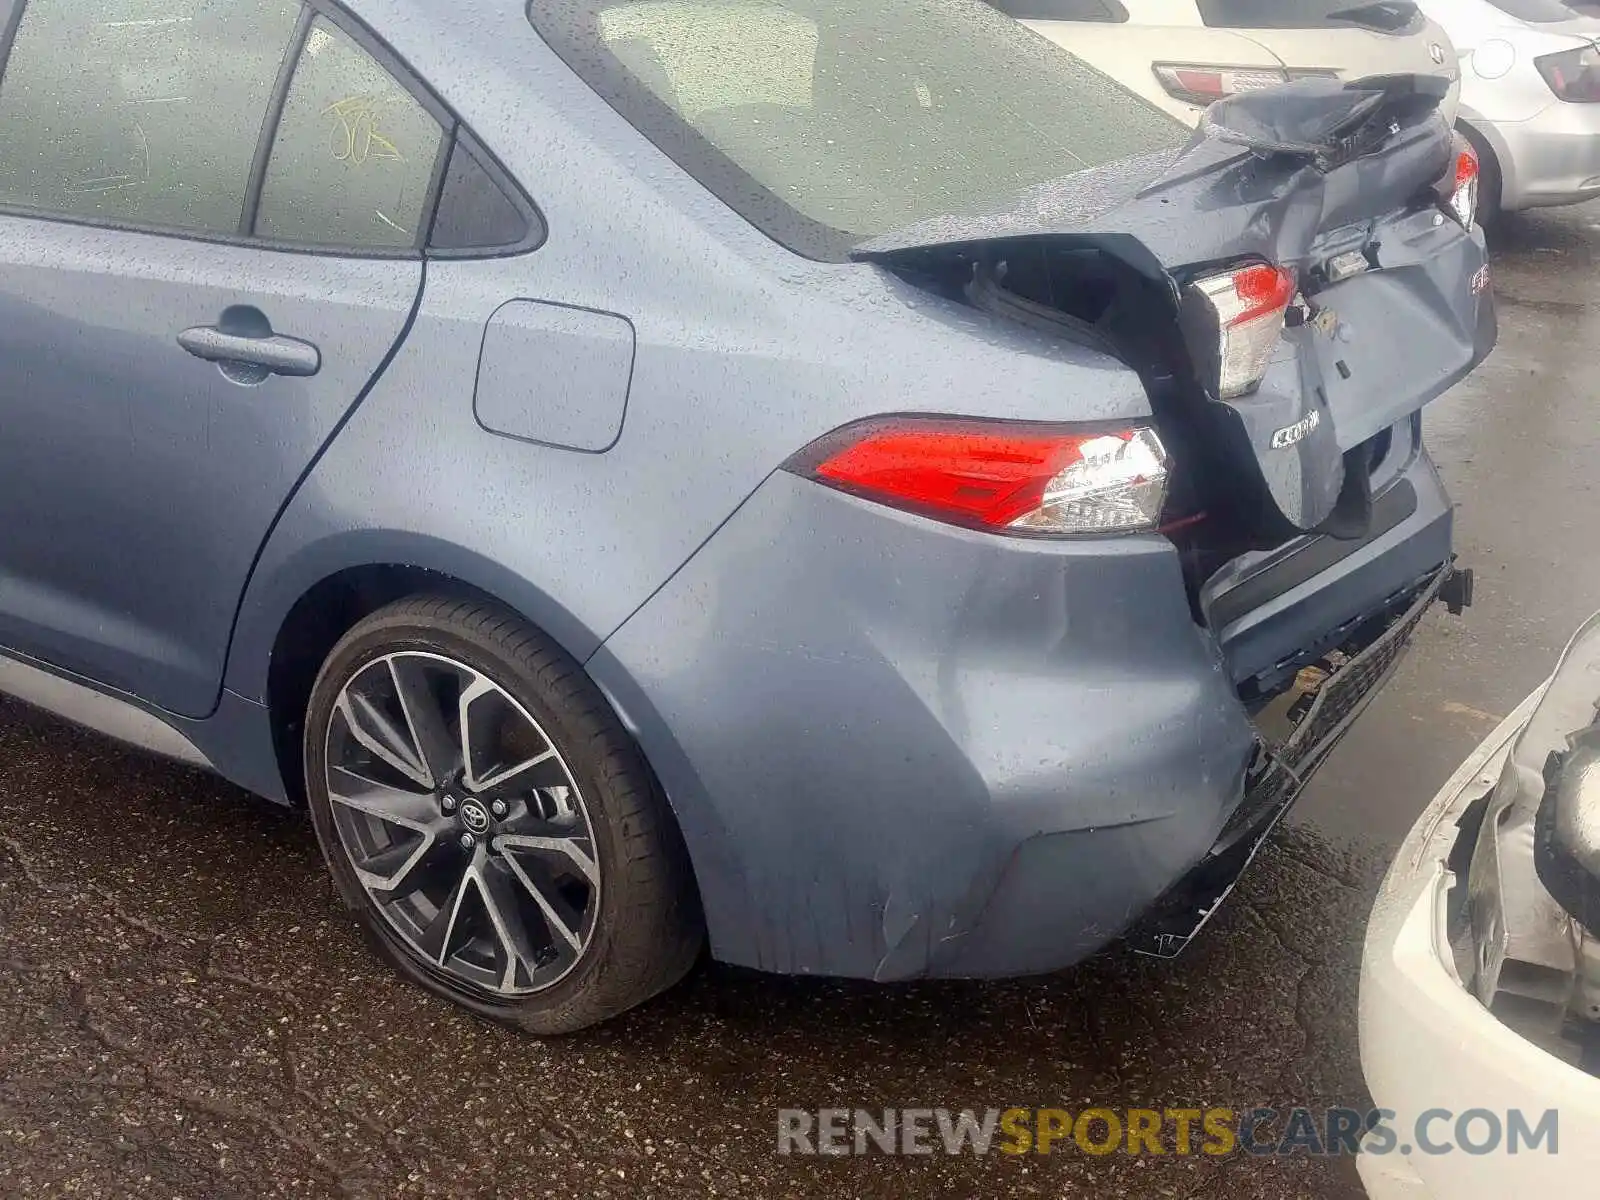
left=323, top=651, right=601, bottom=996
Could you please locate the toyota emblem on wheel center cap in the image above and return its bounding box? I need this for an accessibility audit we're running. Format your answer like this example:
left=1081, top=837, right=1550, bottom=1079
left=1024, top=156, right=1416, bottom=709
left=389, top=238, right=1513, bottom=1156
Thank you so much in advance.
left=459, top=800, right=491, bottom=834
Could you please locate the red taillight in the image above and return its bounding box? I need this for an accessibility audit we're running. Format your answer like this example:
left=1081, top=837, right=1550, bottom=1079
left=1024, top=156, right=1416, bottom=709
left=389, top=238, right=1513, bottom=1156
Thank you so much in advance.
left=1153, top=63, right=1286, bottom=107
left=1152, top=64, right=1338, bottom=108
left=1449, top=139, right=1480, bottom=228
left=813, top=426, right=1075, bottom=527
left=1186, top=263, right=1296, bottom=399
left=794, top=420, right=1169, bottom=535
left=1169, top=68, right=1228, bottom=100
left=1229, top=264, right=1298, bottom=328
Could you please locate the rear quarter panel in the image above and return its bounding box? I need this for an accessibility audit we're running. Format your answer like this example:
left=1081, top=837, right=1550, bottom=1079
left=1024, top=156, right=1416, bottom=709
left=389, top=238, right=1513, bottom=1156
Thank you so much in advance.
left=223, top=0, right=1156, bottom=703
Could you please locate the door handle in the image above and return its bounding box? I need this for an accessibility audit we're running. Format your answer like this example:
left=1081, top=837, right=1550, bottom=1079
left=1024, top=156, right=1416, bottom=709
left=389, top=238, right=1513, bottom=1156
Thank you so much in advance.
left=177, top=325, right=321, bottom=378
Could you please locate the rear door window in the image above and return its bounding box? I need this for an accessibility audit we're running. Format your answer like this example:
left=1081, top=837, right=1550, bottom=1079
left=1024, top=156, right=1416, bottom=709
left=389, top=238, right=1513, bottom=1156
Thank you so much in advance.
left=255, top=15, right=447, bottom=250
left=0, top=0, right=301, bottom=234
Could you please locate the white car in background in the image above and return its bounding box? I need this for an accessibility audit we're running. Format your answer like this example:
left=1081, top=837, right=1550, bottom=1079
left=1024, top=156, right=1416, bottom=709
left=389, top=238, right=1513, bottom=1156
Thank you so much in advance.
left=990, top=0, right=1461, bottom=125
left=1360, top=619, right=1600, bottom=1199
left=1417, top=0, right=1600, bottom=220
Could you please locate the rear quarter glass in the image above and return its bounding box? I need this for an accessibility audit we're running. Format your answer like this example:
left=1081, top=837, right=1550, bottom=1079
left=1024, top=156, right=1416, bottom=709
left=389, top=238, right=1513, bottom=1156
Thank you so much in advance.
left=525, top=0, right=1184, bottom=260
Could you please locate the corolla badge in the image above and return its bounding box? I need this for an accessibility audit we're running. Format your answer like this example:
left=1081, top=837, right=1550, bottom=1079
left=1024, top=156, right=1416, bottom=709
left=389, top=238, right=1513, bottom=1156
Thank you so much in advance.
left=1271, top=410, right=1321, bottom=450
left=1430, top=43, right=1447, bottom=66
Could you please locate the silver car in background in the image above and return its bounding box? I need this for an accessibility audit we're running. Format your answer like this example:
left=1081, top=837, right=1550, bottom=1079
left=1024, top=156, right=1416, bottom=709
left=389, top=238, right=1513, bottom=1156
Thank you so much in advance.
left=1419, top=0, right=1600, bottom=219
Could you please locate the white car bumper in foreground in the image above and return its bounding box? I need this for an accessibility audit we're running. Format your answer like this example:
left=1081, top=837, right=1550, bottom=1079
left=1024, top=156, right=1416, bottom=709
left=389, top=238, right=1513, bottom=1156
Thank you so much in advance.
left=1358, top=687, right=1600, bottom=1198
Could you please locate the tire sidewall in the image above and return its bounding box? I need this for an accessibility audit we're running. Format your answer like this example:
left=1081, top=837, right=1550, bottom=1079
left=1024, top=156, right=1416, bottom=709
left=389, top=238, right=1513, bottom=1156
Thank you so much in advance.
left=303, top=611, right=638, bottom=1031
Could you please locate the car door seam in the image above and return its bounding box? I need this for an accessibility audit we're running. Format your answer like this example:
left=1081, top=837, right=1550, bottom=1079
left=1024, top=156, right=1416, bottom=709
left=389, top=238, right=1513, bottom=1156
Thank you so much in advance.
left=209, top=259, right=430, bottom=720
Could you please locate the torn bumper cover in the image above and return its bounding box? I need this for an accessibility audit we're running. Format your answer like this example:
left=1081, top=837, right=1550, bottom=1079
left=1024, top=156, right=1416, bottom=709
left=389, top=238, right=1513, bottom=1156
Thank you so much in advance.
left=1130, top=563, right=1453, bottom=959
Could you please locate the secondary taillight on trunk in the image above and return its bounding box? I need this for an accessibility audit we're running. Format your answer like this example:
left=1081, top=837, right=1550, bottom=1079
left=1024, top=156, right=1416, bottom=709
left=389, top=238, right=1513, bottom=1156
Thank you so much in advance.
left=1450, top=141, right=1480, bottom=229
left=789, top=419, right=1169, bottom=536
left=1152, top=64, right=1337, bottom=107
left=1536, top=44, right=1600, bottom=103
left=1185, top=264, right=1296, bottom=400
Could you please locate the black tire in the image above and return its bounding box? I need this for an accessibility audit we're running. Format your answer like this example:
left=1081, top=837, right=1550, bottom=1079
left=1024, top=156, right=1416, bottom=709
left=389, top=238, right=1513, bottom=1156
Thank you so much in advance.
left=303, top=595, right=703, bottom=1034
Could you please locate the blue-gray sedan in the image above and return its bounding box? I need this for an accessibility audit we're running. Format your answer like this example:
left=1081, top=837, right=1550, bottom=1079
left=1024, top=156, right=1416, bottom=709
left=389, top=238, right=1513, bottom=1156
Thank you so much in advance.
left=0, top=0, right=1494, bottom=1030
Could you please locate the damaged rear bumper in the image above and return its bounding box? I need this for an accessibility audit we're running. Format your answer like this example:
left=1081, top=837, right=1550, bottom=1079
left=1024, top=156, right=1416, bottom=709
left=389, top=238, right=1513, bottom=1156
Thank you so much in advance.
left=1129, top=563, right=1451, bottom=959
left=591, top=435, right=1456, bottom=981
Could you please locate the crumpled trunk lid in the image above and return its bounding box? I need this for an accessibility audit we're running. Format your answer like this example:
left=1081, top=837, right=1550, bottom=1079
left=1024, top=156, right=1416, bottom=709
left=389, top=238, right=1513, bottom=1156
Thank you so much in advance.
left=855, top=74, right=1496, bottom=543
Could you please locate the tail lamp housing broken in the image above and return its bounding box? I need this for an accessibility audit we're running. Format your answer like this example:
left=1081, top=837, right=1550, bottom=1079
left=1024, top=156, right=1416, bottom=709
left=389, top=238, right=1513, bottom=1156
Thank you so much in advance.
left=1182, top=263, right=1297, bottom=400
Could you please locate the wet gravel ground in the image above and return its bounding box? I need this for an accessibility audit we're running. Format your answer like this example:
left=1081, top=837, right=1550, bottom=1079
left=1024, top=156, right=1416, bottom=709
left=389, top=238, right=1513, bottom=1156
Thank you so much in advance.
left=2, top=201, right=1597, bottom=1199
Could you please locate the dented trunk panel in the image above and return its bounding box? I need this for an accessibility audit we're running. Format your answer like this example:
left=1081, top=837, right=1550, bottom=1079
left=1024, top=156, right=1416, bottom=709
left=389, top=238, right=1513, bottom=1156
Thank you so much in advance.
left=857, top=76, right=1496, bottom=538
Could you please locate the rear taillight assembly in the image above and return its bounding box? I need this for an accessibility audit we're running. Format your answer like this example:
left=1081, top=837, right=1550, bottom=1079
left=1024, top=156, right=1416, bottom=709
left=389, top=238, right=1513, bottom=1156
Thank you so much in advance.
left=1152, top=63, right=1336, bottom=107
left=789, top=420, right=1169, bottom=536
left=1184, top=263, right=1296, bottom=400
left=1450, top=140, right=1480, bottom=229
left=1536, top=44, right=1600, bottom=103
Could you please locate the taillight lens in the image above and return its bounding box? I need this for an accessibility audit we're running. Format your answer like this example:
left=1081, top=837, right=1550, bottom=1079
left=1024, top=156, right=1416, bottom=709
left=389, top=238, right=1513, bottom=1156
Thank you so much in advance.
left=1152, top=63, right=1336, bottom=107
left=792, top=420, right=1169, bottom=536
left=1536, top=44, right=1600, bottom=103
left=1450, top=141, right=1480, bottom=228
left=1187, top=264, right=1296, bottom=400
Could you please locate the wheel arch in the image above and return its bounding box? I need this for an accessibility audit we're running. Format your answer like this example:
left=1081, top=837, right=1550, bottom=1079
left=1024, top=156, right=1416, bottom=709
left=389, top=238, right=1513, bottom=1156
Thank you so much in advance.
left=227, top=532, right=609, bottom=804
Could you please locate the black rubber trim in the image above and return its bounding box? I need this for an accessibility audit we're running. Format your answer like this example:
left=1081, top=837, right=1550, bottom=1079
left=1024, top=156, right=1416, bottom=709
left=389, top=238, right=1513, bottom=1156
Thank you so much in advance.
left=240, top=5, right=314, bottom=238
left=1206, top=479, right=1417, bottom=633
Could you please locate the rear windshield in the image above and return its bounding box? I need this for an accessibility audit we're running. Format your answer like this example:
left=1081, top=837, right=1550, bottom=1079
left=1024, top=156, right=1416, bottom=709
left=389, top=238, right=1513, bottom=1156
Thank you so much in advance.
left=1485, top=0, right=1584, bottom=20
left=1198, top=0, right=1422, bottom=30
left=526, top=0, right=1184, bottom=260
